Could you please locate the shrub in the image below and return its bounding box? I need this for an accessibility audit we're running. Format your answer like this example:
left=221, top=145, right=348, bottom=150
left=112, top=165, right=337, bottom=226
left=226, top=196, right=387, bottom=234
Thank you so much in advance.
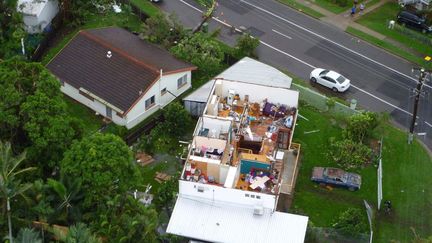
left=343, top=112, right=379, bottom=143
left=234, top=33, right=260, bottom=59
left=333, top=208, right=368, bottom=236
left=329, top=138, right=372, bottom=169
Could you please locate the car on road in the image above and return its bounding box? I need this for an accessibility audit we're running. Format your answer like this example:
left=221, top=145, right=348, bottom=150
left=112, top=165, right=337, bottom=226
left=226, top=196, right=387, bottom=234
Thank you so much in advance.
left=397, top=10, right=432, bottom=34
left=310, top=68, right=350, bottom=92
left=149, top=0, right=162, bottom=3
left=311, top=167, right=361, bottom=191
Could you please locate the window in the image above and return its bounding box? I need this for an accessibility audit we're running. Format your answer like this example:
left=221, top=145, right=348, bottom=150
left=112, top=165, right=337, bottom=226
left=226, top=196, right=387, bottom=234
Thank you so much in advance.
left=106, top=107, right=112, bottom=119
left=145, top=96, right=155, bottom=110
left=161, top=87, right=167, bottom=95
left=256, top=196, right=261, bottom=199
left=177, top=74, right=187, bottom=89
left=251, top=195, right=255, bottom=198
left=245, top=194, right=250, bottom=197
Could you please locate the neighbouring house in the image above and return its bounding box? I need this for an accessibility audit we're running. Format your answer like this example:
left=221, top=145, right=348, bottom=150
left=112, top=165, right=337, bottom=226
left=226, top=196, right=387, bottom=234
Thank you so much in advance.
left=17, top=0, right=59, bottom=34
left=168, top=60, right=308, bottom=242
left=47, top=27, right=196, bottom=129
left=183, top=57, right=293, bottom=117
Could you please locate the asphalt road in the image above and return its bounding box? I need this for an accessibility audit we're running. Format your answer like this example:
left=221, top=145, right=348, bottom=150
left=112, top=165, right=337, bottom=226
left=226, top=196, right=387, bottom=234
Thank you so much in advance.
left=158, top=0, right=432, bottom=148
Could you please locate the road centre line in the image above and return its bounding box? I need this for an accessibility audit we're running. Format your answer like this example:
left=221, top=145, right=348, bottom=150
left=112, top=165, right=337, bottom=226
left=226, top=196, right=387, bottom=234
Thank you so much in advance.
left=179, top=0, right=413, bottom=116
left=241, top=0, right=432, bottom=89
left=272, top=29, right=292, bottom=39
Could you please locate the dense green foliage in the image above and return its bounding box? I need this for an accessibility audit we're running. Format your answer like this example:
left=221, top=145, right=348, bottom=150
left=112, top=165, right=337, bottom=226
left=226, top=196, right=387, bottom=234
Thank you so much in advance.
left=332, top=208, right=368, bottom=236
left=0, top=141, right=35, bottom=242
left=141, top=13, right=186, bottom=48
left=344, top=112, right=379, bottom=143
left=0, top=59, right=83, bottom=175
left=171, top=32, right=224, bottom=75
left=60, top=133, right=139, bottom=209
left=328, top=138, right=372, bottom=169
left=139, top=102, right=192, bottom=154
left=0, top=0, right=25, bottom=58
left=234, top=33, right=260, bottom=58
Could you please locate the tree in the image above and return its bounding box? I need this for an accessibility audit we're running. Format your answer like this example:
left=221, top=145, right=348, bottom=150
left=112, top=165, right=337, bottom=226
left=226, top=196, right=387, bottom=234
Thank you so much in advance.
left=138, top=102, right=192, bottom=154
left=328, top=138, right=372, bottom=169
left=332, top=208, right=368, bottom=236
left=343, top=112, right=379, bottom=143
left=0, top=58, right=83, bottom=175
left=0, top=141, right=36, bottom=243
left=140, top=13, right=185, bottom=48
left=53, top=223, right=101, bottom=243
left=155, top=174, right=179, bottom=216
left=170, top=32, right=224, bottom=75
left=192, top=0, right=217, bottom=33
left=15, top=227, right=42, bottom=243
left=0, top=1, right=25, bottom=58
left=60, top=133, right=140, bottom=210
left=93, top=195, right=158, bottom=242
left=234, top=33, right=260, bottom=59
left=46, top=177, right=84, bottom=225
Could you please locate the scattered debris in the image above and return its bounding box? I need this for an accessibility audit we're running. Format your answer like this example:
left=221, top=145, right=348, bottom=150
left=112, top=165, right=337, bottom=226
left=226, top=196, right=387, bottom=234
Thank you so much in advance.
left=304, top=129, right=320, bottom=134
left=298, top=113, right=309, bottom=121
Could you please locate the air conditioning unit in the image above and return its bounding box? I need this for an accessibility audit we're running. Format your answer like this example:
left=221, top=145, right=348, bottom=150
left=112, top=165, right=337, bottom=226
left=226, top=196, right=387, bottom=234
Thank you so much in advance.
left=253, top=205, right=264, bottom=216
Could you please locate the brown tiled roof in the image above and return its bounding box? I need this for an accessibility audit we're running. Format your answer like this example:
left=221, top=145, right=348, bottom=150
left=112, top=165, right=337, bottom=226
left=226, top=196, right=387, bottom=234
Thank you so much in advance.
left=46, top=27, right=196, bottom=112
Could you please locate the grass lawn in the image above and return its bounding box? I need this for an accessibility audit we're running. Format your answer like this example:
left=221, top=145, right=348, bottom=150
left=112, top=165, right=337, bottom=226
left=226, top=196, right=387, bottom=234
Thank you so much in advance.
left=313, top=0, right=348, bottom=14
left=356, top=2, right=432, bottom=60
left=63, top=95, right=102, bottom=135
left=277, top=0, right=325, bottom=19
left=291, top=104, right=432, bottom=242
left=346, top=26, right=429, bottom=67
left=128, top=0, right=160, bottom=17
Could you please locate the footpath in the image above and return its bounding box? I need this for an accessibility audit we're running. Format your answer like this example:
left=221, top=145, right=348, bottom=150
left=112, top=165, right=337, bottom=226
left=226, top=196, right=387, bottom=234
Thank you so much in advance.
left=292, top=0, right=423, bottom=56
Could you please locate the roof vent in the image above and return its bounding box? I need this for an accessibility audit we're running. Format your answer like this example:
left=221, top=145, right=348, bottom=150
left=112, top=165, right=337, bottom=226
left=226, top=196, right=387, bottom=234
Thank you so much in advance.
left=106, top=51, right=112, bottom=58
left=139, top=90, right=143, bottom=95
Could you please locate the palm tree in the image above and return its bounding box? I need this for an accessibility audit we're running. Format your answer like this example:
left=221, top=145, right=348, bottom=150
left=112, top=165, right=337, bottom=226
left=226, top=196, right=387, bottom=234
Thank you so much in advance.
left=15, top=228, right=42, bottom=243
left=53, top=223, right=101, bottom=243
left=47, top=176, right=83, bottom=224
left=0, top=141, right=36, bottom=243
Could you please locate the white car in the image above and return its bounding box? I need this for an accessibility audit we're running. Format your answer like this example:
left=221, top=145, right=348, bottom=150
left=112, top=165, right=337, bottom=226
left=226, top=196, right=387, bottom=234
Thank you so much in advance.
left=310, top=68, right=350, bottom=92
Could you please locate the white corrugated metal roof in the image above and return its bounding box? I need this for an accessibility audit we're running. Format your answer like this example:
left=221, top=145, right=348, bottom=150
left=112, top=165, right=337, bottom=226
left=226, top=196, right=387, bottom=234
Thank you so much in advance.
left=217, top=57, right=292, bottom=88
left=183, top=80, right=215, bottom=102
left=167, top=196, right=308, bottom=243
left=17, top=0, right=48, bottom=16
left=183, top=57, right=292, bottom=103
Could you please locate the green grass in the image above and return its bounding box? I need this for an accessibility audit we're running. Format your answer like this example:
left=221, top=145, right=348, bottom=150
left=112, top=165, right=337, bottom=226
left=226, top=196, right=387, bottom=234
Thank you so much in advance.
left=346, top=26, right=430, bottom=67
left=291, top=104, right=432, bottom=241
left=128, top=0, right=160, bottom=17
left=313, top=0, right=348, bottom=14
left=277, top=0, right=325, bottom=19
left=63, top=95, right=102, bottom=134
left=356, top=2, right=432, bottom=61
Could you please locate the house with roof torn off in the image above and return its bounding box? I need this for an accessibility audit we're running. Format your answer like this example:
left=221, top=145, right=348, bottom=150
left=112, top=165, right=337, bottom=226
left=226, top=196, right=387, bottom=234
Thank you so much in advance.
left=167, top=57, right=308, bottom=243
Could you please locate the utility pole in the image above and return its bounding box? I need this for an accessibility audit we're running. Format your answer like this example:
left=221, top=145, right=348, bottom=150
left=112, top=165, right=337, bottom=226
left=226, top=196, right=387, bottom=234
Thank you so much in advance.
left=408, top=67, right=431, bottom=144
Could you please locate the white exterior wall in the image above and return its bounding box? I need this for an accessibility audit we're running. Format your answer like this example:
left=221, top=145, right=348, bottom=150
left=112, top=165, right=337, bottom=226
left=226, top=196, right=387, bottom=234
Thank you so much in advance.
left=125, top=71, right=192, bottom=129
left=218, top=80, right=299, bottom=108
left=21, top=0, right=59, bottom=34
left=61, top=82, right=126, bottom=126
left=179, top=180, right=277, bottom=210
